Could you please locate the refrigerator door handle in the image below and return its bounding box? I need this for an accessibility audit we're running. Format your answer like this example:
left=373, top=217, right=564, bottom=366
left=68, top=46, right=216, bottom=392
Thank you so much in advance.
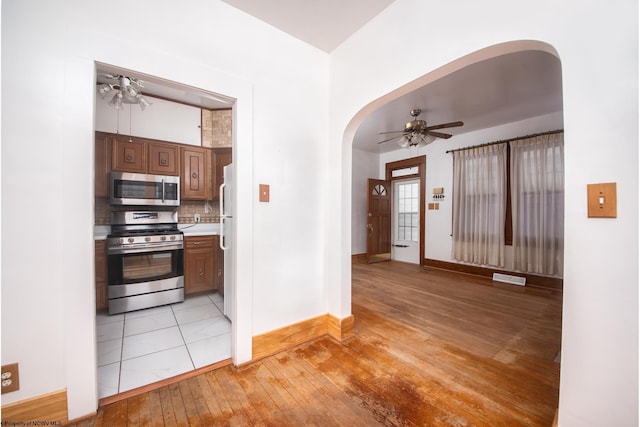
left=219, top=182, right=229, bottom=250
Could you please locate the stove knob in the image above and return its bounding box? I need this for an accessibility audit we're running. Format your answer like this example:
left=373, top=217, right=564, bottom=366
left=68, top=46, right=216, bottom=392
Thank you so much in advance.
left=128, top=238, right=135, bottom=243
left=170, top=235, right=176, bottom=241
left=119, top=238, right=125, bottom=244
left=145, top=237, right=151, bottom=242
left=161, top=236, right=167, bottom=241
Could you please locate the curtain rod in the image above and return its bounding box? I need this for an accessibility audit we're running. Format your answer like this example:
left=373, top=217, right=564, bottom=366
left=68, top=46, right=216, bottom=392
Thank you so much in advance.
left=445, top=129, right=564, bottom=154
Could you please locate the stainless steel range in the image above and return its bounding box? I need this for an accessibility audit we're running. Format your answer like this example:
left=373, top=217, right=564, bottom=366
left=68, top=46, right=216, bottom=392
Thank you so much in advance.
left=106, top=210, right=184, bottom=315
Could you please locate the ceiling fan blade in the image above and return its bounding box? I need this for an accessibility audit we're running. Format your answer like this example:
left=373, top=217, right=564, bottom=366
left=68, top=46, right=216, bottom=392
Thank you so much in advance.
left=425, top=121, right=464, bottom=131
left=426, top=131, right=453, bottom=139
left=377, top=135, right=403, bottom=144
left=378, top=130, right=406, bottom=135
left=98, top=73, right=120, bottom=80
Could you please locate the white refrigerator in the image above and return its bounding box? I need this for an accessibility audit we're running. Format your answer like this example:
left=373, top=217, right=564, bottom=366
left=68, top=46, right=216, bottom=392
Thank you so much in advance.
left=219, top=164, right=234, bottom=320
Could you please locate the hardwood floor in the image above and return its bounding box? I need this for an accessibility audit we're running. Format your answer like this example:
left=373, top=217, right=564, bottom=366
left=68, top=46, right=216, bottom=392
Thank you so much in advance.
left=69, top=261, right=562, bottom=426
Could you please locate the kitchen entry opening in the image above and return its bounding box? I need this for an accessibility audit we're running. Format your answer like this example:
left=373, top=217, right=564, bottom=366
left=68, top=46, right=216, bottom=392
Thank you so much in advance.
left=392, top=179, right=421, bottom=264
left=94, top=62, right=236, bottom=400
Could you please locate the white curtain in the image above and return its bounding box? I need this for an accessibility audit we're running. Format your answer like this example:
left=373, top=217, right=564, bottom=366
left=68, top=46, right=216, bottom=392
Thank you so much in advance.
left=510, top=133, right=564, bottom=276
left=452, top=144, right=507, bottom=267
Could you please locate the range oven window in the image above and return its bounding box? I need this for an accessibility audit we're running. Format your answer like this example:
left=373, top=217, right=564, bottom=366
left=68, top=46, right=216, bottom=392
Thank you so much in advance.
left=108, top=249, right=184, bottom=285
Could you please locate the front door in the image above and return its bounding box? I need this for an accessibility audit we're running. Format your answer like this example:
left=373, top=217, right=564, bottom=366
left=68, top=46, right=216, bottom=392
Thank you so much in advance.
left=367, top=179, right=391, bottom=263
left=392, top=179, right=420, bottom=264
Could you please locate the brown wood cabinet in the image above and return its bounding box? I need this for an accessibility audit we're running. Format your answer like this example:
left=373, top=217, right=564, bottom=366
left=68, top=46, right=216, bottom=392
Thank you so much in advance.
left=148, top=141, right=179, bottom=176
left=184, top=235, right=219, bottom=295
left=181, top=146, right=212, bottom=200
left=95, top=131, right=231, bottom=200
left=111, top=135, right=147, bottom=173
left=212, top=147, right=232, bottom=200
left=95, top=240, right=108, bottom=311
left=95, top=132, right=112, bottom=198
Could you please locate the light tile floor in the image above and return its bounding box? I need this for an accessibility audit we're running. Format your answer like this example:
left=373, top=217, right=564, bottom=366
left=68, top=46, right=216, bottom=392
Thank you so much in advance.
left=96, top=292, right=231, bottom=399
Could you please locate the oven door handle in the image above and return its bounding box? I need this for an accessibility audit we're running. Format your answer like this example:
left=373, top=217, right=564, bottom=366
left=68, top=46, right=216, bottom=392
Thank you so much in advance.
left=108, top=242, right=183, bottom=255
left=162, top=178, right=165, bottom=204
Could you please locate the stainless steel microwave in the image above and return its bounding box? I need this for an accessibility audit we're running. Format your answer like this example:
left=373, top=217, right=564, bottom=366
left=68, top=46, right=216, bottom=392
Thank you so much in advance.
left=110, top=172, right=180, bottom=206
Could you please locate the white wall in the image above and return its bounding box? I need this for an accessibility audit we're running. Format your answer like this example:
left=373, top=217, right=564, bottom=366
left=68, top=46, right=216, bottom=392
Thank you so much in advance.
left=95, top=95, right=201, bottom=146
left=1, top=0, right=329, bottom=419
left=328, top=1, right=638, bottom=426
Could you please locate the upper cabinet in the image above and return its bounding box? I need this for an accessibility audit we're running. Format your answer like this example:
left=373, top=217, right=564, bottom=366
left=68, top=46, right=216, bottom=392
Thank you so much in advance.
left=148, top=141, right=179, bottom=176
left=181, top=146, right=212, bottom=200
left=212, top=148, right=232, bottom=200
left=95, top=131, right=231, bottom=200
left=111, top=135, right=147, bottom=173
left=95, top=132, right=112, bottom=198
left=111, top=135, right=180, bottom=176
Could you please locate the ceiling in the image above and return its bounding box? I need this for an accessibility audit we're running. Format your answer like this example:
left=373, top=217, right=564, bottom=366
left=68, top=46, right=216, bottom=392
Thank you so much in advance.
left=221, top=0, right=396, bottom=53
left=96, top=2, right=563, bottom=153
left=354, top=50, right=563, bottom=153
left=96, top=64, right=235, bottom=110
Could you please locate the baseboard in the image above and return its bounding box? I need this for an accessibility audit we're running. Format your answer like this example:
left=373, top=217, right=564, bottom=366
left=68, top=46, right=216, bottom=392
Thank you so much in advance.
left=352, top=253, right=368, bottom=264
left=424, top=258, right=563, bottom=292
left=1, top=389, right=68, bottom=424
left=328, top=314, right=355, bottom=341
left=252, top=313, right=355, bottom=361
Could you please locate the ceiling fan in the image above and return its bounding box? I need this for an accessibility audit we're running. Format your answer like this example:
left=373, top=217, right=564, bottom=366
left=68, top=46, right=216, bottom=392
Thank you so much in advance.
left=378, top=109, right=463, bottom=148
left=97, top=74, right=151, bottom=110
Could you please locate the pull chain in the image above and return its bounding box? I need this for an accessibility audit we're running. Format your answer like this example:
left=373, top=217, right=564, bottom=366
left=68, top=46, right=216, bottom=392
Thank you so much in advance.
left=116, top=107, right=120, bottom=135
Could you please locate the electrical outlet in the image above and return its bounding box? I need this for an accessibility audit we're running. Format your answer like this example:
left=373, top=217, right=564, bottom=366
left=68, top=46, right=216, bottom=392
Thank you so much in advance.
left=1, top=363, right=19, bottom=394
left=194, top=213, right=200, bottom=223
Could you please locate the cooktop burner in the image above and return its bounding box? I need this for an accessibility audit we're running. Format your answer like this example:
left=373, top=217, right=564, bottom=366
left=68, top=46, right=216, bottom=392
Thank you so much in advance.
left=107, top=210, right=183, bottom=253
left=108, top=228, right=181, bottom=238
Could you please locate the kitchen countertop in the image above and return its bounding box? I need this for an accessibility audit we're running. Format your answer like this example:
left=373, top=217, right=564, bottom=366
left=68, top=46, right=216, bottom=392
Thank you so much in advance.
left=94, top=225, right=111, bottom=240
left=178, top=223, right=220, bottom=236
left=93, top=223, right=219, bottom=240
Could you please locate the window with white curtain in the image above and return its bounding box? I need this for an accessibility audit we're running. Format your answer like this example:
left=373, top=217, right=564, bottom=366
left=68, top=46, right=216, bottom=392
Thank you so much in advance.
left=510, top=133, right=564, bottom=276
left=452, top=144, right=507, bottom=267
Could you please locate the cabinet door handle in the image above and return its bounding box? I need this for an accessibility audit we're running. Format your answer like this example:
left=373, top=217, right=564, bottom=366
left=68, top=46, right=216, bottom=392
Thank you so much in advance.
left=125, top=154, right=133, bottom=161
left=160, top=159, right=168, bottom=165
left=199, top=269, right=204, bottom=277
left=191, top=172, right=198, bottom=179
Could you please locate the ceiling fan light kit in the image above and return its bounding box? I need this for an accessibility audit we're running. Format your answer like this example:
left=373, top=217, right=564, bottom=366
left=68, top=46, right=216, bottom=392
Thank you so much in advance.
left=378, top=108, right=463, bottom=149
left=98, top=74, right=152, bottom=110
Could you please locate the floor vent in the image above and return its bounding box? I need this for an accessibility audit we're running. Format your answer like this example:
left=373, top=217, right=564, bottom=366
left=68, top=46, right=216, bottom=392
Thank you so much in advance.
left=492, top=273, right=526, bottom=286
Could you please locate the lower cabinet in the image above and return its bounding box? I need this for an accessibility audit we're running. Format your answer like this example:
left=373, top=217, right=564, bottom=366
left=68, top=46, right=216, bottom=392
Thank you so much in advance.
left=95, top=240, right=108, bottom=311
left=184, top=235, right=221, bottom=295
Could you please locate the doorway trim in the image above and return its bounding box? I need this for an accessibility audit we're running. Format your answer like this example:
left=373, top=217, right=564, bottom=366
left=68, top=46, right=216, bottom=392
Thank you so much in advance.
left=385, top=155, right=426, bottom=265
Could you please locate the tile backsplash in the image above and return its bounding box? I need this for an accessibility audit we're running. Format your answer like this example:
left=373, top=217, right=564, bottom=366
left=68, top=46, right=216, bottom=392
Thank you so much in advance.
left=95, top=198, right=219, bottom=225
left=178, top=200, right=220, bottom=224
